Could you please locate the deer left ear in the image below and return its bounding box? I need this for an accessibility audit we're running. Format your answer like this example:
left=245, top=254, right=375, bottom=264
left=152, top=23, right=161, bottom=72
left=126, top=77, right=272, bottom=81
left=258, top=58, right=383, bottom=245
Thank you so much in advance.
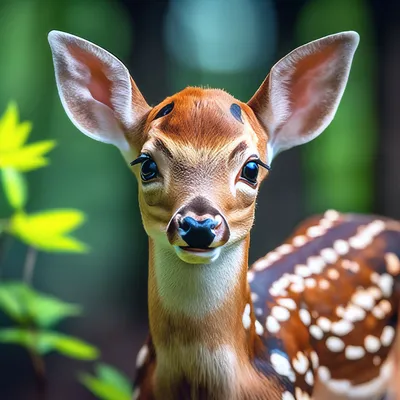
left=48, top=30, right=151, bottom=152
left=248, top=31, right=359, bottom=161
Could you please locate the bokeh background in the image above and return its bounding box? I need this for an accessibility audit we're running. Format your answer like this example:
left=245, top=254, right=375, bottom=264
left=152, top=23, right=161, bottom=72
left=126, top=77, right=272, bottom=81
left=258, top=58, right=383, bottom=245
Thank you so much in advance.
left=0, top=0, right=399, bottom=398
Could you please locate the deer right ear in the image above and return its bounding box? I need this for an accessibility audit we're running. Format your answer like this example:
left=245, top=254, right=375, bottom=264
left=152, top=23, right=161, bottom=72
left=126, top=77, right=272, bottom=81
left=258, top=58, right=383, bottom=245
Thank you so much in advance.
left=48, top=30, right=150, bottom=152
left=248, top=31, right=359, bottom=162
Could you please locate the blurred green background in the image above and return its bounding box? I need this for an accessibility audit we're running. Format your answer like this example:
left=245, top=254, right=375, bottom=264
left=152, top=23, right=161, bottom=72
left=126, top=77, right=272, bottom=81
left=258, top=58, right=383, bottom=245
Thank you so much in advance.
left=0, top=0, right=398, bottom=398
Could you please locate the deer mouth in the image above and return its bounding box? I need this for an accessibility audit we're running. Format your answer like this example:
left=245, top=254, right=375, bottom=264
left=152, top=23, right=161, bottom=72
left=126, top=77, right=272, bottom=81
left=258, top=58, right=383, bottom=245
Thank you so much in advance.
left=174, top=246, right=222, bottom=264
left=179, top=246, right=212, bottom=253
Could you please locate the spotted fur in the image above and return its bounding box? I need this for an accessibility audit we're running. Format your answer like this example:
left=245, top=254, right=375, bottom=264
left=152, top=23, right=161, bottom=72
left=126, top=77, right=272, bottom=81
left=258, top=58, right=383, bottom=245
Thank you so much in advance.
left=135, top=212, right=400, bottom=399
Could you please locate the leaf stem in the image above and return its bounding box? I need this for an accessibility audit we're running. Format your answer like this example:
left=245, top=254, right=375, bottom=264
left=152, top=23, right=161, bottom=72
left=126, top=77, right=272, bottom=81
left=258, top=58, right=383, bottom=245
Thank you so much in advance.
left=23, top=246, right=37, bottom=285
left=28, top=347, right=47, bottom=400
left=0, top=231, right=11, bottom=280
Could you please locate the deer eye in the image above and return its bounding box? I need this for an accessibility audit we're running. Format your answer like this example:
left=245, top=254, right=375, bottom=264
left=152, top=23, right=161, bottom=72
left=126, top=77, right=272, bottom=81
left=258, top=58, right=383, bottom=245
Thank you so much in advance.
left=240, top=161, right=259, bottom=185
left=141, top=158, right=158, bottom=181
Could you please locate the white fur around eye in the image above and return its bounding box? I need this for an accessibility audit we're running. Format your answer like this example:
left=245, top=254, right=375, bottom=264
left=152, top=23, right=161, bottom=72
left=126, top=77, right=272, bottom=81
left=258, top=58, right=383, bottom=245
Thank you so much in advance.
left=235, top=180, right=258, bottom=197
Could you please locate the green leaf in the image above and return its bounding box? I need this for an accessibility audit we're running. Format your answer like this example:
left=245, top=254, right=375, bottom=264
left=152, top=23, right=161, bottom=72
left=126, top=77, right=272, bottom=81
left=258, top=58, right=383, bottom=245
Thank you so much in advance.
left=0, top=282, right=32, bottom=323
left=0, top=327, right=35, bottom=348
left=0, top=140, right=56, bottom=171
left=0, top=327, right=99, bottom=361
left=96, top=364, right=132, bottom=395
left=29, top=293, right=81, bottom=329
left=80, top=374, right=132, bottom=400
left=0, top=282, right=80, bottom=327
left=0, top=102, right=32, bottom=152
left=36, top=332, right=99, bottom=360
left=8, top=210, right=88, bottom=253
left=1, top=167, right=27, bottom=209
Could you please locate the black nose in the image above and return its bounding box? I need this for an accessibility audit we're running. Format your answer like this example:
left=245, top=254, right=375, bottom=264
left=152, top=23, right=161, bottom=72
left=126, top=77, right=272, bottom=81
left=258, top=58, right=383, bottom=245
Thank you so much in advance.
left=178, top=217, right=216, bottom=249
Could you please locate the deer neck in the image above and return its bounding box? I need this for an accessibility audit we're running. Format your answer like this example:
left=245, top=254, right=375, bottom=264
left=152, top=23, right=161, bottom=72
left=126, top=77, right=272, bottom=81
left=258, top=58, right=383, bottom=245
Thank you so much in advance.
left=147, top=237, right=276, bottom=399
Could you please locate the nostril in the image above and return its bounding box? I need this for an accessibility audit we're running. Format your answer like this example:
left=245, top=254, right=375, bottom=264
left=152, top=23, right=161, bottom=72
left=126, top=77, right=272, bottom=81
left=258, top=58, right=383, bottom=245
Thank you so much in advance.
left=178, top=217, right=216, bottom=249
left=179, top=217, right=191, bottom=232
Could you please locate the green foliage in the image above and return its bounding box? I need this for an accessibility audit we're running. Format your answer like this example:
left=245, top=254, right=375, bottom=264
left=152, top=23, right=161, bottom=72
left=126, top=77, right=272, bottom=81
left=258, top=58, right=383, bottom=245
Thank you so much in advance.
left=0, top=102, right=55, bottom=171
left=0, top=102, right=87, bottom=252
left=0, top=102, right=99, bottom=384
left=80, top=363, right=133, bottom=400
left=8, top=210, right=88, bottom=253
left=0, top=282, right=81, bottom=327
left=1, top=167, right=26, bottom=210
left=0, top=328, right=98, bottom=360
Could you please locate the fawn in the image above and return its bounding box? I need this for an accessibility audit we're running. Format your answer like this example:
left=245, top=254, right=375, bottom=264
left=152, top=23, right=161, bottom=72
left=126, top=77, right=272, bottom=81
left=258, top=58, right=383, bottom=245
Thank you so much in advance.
left=49, top=30, right=400, bottom=400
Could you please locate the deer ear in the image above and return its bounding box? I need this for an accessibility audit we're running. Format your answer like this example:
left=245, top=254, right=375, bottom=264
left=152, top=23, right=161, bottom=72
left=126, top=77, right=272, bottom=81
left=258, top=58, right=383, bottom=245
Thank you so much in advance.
left=48, top=30, right=150, bottom=152
left=248, top=31, right=359, bottom=161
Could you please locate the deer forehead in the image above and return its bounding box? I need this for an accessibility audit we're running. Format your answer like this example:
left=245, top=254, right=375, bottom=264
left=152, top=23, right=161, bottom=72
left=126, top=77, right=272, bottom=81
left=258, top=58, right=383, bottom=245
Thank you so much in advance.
left=140, top=87, right=263, bottom=156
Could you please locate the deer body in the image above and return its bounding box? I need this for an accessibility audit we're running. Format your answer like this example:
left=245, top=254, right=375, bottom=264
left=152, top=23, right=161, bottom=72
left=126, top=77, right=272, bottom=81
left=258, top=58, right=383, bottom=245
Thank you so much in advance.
left=48, top=30, right=400, bottom=399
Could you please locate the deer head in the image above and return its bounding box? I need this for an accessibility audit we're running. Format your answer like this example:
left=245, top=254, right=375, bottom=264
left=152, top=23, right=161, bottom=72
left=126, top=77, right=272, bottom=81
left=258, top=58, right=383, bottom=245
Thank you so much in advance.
left=48, top=30, right=359, bottom=267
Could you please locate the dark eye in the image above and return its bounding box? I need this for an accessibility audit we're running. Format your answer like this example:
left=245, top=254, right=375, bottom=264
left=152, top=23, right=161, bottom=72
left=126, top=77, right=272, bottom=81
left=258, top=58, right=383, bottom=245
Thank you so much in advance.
left=154, top=102, right=174, bottom=120
left=140, top=158, right=158, bottom=181
left=240, top=161, right=259, bottom=185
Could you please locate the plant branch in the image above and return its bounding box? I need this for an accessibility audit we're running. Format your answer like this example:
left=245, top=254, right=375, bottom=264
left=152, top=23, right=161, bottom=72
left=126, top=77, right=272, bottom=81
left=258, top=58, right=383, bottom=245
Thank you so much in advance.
left=23, top=246, right=37, bottom=285
left=28, top=347, right=47, bottom=400
left=0, top=231, right=12, bottom=280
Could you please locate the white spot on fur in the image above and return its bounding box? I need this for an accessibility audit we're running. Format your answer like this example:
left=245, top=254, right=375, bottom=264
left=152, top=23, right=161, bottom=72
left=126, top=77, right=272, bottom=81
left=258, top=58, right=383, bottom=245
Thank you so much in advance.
left=345, top=345, right=365, bottom=360
left=364, top=335, right=381, bottom=353
left=251, top=292, right=259, bottom=302
left=319, top=279, right=330, bottom=290
left=310, top=351, right=319, bottom=369
left=381, top=325, right=395, bottom=347
left=376, top=274, right=394, bottom=298
left=305, top=278, right=317, bottom=288
left=292, top=351, right=309, bottom=375
left=352, top=290, right=375, bottom=311
left=379, top=299, right=392, bottom=314
left=299, top=309, right=311, bottom=326
left=276, top=244, right=293, bottom=255
left=331, top=319, right=354, bottom=336
left=277, top=298, right=297, bottom=310
left=292, top=235, right=308, bottom=247
left=307, top=226, right=325, bottom=238
left=310, top=325, right=324, bottom=340
left=295, top=264, right=311, bottom=278
left=327, top=268, right=340, bottom=280
left=385, top=252, right=400, bottom=275
left=343, top=304, right=366, bottom=322
left=367, top=287, right=382, bottom=300
left=336, top=306, right=345, bottom=318
left=266, top=316, right=280, bottom=333
left=307, top=256, right=325, bottom=274
left=242, top=303, right=251, bottom=330
left=305, top=370, right=314, bottom=386
left=318, top=366, right=331, bottom=382
left=372, top=306, right=385, bottom=320
left=317, top=317, right=332, bottom=332
left=136, top=345, right=149, bottom=368
left=333, top=239, right=350, bottom=255
left=326, top=336, right=345, bottom=352
left=271, top=306, right=290, bottom=322
left=320, top=248, right=338, bottom=264
left=373, top=356, right=381, bottom=366
left=270, top=352, right=293, bottom=377
left=282, top=391, right=295, bottom=400
left=324, top=209, right=340, bottom=221
left=255, top=319, right=264, bottom=336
